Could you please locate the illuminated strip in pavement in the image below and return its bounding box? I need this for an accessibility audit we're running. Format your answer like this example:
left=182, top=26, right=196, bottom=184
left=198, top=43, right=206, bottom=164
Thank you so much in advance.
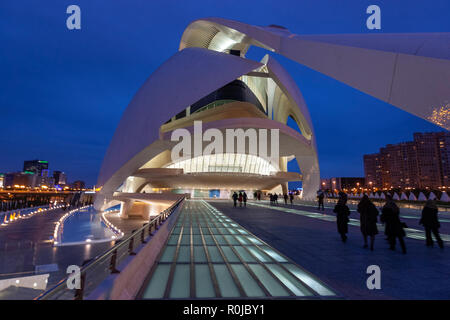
left=248, top=202, right=450, bottom=242
left=139, top=200, right=337, bottom=299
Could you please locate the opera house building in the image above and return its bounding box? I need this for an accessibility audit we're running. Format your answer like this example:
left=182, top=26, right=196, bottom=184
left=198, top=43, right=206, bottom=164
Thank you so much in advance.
left=93, top=18, right=321, bottom=217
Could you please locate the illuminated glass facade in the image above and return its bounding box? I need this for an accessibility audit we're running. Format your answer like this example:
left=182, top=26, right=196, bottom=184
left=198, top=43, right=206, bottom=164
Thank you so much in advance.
left=166, top=153, right=279, bottom=175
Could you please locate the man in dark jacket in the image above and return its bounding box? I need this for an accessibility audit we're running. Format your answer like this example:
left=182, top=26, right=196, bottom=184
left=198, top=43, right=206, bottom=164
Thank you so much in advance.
left=232, top=192, right=238, bottom=207
left=334, top=192, right=350, bottom=242
left=357, top=195, right=379, bottom=251
left=420, top=200, right=444, bottom=248
left=317, top=190, right=325, bottom=211
left=381, top=195, right=407, bottom=254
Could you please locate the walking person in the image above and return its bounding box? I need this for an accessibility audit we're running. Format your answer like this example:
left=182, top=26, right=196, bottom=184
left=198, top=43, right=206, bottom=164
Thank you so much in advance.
left=420, top=200, right=444, bottom=248
left=238, top=192, right=243, bottom=207
left=232, top=192, right=238, bottom=207
left=289, top=193, right=294, bottom=205
left=357, top=195, right=379, bottom=251
left=317, top=190, right=325, bottom=211
left=243, top=192, right=248, bottom=207
left=283, top=193, right=288, bottom=205
left=274, top=194, right=278, bottom=204
left=380, top=195, right=407, bottom=254
left=334, top=192, right=350, bottom=242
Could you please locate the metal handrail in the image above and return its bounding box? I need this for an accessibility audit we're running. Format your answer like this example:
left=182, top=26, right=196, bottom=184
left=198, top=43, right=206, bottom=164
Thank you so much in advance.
left=35, top=196, right=185, bottom=300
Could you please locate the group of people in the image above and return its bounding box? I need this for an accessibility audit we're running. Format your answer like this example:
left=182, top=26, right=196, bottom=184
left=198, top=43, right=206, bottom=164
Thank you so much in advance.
left=232, top=191, right=248, bottom=207
left=333, top=192, right=444, bottom=253
left=269, top=193, right=295, bottom=205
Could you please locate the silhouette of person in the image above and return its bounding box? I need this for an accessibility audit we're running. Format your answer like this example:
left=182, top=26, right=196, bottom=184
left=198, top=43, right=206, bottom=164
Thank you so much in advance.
left=357, top=195, right=379, bottom=250
left=334, top=192, right=350, bottom=242
left=420, top=199, right=444, bottom=248
left=289, top=193, right=294, bottom=205
left=238, top=192, right=243, bottom=207
left=381, top=195, right=407, bottom=254
left=283, top=193, right=288, bottom=205
left=317, top=190, right=325, bottom=211
left=232, top=192, right=238, bottom=207
left=243, top=192, right=248, bottom=207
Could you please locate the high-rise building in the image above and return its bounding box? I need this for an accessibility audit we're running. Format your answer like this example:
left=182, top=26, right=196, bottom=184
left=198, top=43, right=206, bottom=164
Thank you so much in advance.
left=23, top=160, right=49, bottom=177
left=321, top=177, right=365, bottom=191
left=364, top=132, right=450, bottom=189
left=363, top=153, right=382, bottom=188
left=53, top=171, right=67, bottom=185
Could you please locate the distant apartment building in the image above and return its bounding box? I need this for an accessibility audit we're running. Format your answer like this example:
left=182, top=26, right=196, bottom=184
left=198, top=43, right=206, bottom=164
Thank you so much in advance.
left=363, top=132, right=450, bottom=189
left=321, top=177, right=365, bottom=191
left=4, top=171, right=38, bottom=188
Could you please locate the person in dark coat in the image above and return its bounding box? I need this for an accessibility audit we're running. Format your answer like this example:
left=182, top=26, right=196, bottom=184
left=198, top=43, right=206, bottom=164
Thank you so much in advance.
left=238, top=192, right=243, bottom=207
left=243, top=192, right=248, bottom=207
left=283, top=193, right=288, bottom=205
left=317, top=190, right=325, bottom=211
left=380, top=195, right=407, bottom=254
left=289, top=193, right=294, bottom=205
left=232, top=192, right=238, bottom=207
left=357, top=195, right=379, bottom=250
left=420, top=200, right=444, bottom=248
left=333, top=192, right=350, bottom=242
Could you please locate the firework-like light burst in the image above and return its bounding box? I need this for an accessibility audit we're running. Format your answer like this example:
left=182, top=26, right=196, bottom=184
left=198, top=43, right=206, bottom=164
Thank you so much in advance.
left=427, top=103, right=450, bottom=130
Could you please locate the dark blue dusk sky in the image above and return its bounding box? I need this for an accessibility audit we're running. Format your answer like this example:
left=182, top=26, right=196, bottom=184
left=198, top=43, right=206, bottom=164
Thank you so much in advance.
left=1, top=0, right=449, bottom=186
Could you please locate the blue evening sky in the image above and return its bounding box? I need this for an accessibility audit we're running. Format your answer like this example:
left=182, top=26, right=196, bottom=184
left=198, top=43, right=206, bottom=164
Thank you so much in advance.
left=1, top=0, right=449, bottom=186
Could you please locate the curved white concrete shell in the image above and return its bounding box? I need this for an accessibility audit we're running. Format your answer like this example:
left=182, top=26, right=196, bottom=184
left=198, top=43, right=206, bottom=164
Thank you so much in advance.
left=181, top=18, right=450, bottom=130
left=95, top=24, right=320, bottom=211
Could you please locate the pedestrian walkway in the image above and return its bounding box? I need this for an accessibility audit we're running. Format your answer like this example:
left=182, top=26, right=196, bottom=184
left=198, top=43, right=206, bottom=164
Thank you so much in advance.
left=0, top=206, right=113, bottom=300
left=249, top=201, right=450, bottom=243
left=139, top=200, right=337, bottom=299
left=209, top=200, right=450, bottom=299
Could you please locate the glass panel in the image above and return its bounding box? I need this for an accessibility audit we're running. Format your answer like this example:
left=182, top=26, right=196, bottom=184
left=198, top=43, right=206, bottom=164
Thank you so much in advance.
left=203, top=235, right=215, bottom=245
left=213, top=234, right=227, bottom=245
left=193, top=235, right=203, bottom=245
left=284, top=264, right=336, bottom=296
left=259, top=246, right=288, bottom=262
left=266, top=264, right=312, bottom=296
left=177, top=246, right=190, bottom=263
left=207, top=246, right=223, bottom=262
left=246, top=236, right=262, bottom=245
left=233, top=246, right=256, bottom=262
left=213, top=264, right=240, bottom=297
left=224, top=235, right=239, bottom=245
left=180, top=234, right=190, bottom=245
left=142, top=264, right=170, bottom=299
left=231, top=264, right=265, bottom=297
left=248, top=264, right=289, bottom=297
left=169, top=264, right=190, bottom=298
left=195, top=265, right=215, bottom=298
left=193, top=246, right=207, bottom=263
left=246, top=246, right=271, bottom=262
left=235, top=235, right=250, bottom=245
left=160, top=246, right=176, bottom=263
left=168, top=234, right=180, bottom=245
left=220, top=246, right=240, bottom=263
